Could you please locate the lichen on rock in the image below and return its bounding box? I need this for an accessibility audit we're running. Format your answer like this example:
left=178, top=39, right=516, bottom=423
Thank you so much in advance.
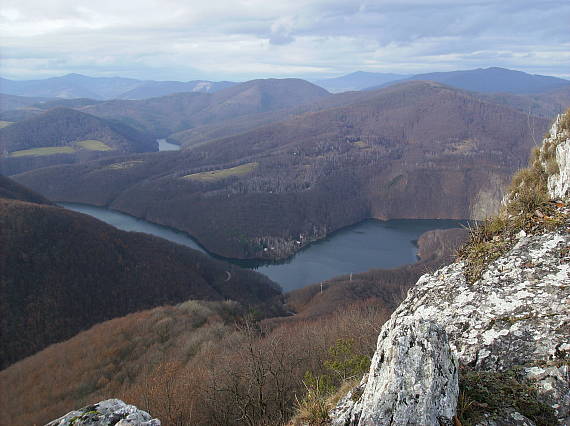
left=330, top=110, right=570, bottom=425
left=44, top=399, right=160, bottom=426
left=545, top=114, right=570, bottom=200
left=331, top=320, right=459, bottom=426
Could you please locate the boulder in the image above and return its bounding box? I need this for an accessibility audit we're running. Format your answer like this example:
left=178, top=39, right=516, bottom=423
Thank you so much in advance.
left=45, top=399, right=160, bottom=426
left=331, top=320, right=458, bottom=425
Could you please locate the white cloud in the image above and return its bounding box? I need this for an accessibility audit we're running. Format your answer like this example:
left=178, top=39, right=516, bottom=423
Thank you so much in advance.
left=0, top=0, right=568, bottom=80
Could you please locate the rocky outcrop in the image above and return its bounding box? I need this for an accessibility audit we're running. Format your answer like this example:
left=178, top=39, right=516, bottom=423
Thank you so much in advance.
left=330, top=111, right=570, bottom=425
left=546, top=114, right=570, bottom=200
left=331, top=229, right=569, bottom=425
left=331, top=320, right=458, bottom=425
left=45, top=399, right=160, bottom=426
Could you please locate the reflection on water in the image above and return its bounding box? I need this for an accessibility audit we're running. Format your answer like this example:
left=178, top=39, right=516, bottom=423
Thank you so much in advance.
left=61, top=203, right=465, bottom=291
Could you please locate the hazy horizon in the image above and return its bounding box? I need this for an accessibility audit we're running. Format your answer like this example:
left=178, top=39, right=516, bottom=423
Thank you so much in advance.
left=1, top=66, right=569, bottom=84
left=1, top=0, right=569, bottom=82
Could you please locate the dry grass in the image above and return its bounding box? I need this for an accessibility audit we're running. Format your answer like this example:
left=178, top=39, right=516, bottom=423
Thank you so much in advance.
left=457, top=368, right=559, bottom=425
left=559, top=110, right=570, bottom=132
left=0, top=300, right=241, bottom=426
left=75, top=140, right=113, bottom=151
left=8, top=146, right=75, bottom=157
left=0, top=299, right=391, bottom=426
left=458, top=110, right=569, bottom=283
left=182, top=162, right=258, bottom=182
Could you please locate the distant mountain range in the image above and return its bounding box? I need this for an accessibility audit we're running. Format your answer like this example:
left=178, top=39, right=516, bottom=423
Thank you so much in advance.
left=14, top=81, right=551, bottom=260
left=0, top=73, right=238, bottom=100
left=313, top=71, right=409, bottom=93
left=0, top=79, right=330, bottom=175
left=313, top=67, right=570, bottom=95
left=116, top=80, right=236, bottom=99
left=76, top=78, right=330, bottom=136
left=2, top=67, right=568, bottom=106
left=365, top=67, right=570, bottom=94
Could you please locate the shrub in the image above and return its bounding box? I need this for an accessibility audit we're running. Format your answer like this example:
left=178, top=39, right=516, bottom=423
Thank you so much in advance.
left=290, top=338, right=371, bottom=425
left=457, top=368, right=559, bottom=426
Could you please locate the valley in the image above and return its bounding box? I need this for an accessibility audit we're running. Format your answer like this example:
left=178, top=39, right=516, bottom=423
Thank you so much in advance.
left=11, top=80, right=552, bottom=260
left=1, top=66, right=569, bottom=425
left=61, top=202, right=465, bottom=290
left=0, top=176, right=279, bottom=368
left=3, top=0, right=570, bottom=421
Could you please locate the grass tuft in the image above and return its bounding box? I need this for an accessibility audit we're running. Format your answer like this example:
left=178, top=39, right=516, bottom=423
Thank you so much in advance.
left=457, top=368, right=559, bottom=426
left=458, top=109, right=569, bottom=283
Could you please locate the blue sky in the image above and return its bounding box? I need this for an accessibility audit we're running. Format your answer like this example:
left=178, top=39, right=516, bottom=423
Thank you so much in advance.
left=1, top=0, right=569, bottom=81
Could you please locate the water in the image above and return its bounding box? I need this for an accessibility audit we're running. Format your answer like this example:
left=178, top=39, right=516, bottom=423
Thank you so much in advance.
left=157, top=139, right=181, bottom=151
left=61, top=203, right=464, bottom=291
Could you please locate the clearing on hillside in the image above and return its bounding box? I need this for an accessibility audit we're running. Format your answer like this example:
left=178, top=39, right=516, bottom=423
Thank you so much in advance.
left=75, top=140, right=113, bottom=151
left=183, top=162, right=258, bottom=182
left=8, top=146, right=75, bottom=157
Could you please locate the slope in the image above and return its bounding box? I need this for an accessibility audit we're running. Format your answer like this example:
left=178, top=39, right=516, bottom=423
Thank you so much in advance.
left=0, top=223, right=466, bottom=426
left=14, top=82, right=550, bottom=261
left=116, top=80, right=236, bottom=99
left=79, top=78, right=330, bottom=136
left=0, top=107, right=157, bottom=175
left=0, top=174, right=52, bottom=204
left=0, top=74, right=141, bottom=99
left=313, top=71, right=408, bottom=93
left=0, top=93, right=55, bottom=113
left=0, top=178, right=280, bottom=368
left=0, top=107, right=155, bottom=153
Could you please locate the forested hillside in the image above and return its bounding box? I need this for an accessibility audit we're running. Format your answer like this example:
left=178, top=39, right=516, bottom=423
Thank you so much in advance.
left=14, top=81, right=550, bottom=259
left=0, top=224, right=466, bottom=426
left=78, top=78, right=330, bottom=137
left=0, top=107, right=155, bottom=153
left=0, top=178, right=279, bottom=368
left=0, top=107, right=156, bottom=174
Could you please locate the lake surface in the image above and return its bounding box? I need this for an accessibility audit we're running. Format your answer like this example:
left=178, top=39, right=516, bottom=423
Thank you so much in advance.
left=157, top=139, right=181, bottom=151
left=61, top=203, right=464, bottom=291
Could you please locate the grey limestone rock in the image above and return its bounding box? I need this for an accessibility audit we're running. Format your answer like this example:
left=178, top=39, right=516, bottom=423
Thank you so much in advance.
left=331, top=320, right=459, bottom=425
left=546, top=114, right=570, bottom=200
left=473, top=408, right=537, bottom=426
left=331, top=229, right=569, bottom=424
left=330, top=111, right=570, bottom=426
left=45, top=399, right=160, bottom=426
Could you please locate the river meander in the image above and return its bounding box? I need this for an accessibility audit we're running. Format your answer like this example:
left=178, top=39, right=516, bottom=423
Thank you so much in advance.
left=61, top=203, right=465, bottom=291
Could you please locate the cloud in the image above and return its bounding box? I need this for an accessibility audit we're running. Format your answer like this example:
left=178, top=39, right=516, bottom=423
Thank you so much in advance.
left=269, top=16, right=296, bottom=45
left=0, top=0, right=569, bottom=80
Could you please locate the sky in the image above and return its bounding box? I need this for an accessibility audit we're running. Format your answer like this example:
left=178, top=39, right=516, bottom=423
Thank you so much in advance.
left=1, top=0, right=569, bottom=81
